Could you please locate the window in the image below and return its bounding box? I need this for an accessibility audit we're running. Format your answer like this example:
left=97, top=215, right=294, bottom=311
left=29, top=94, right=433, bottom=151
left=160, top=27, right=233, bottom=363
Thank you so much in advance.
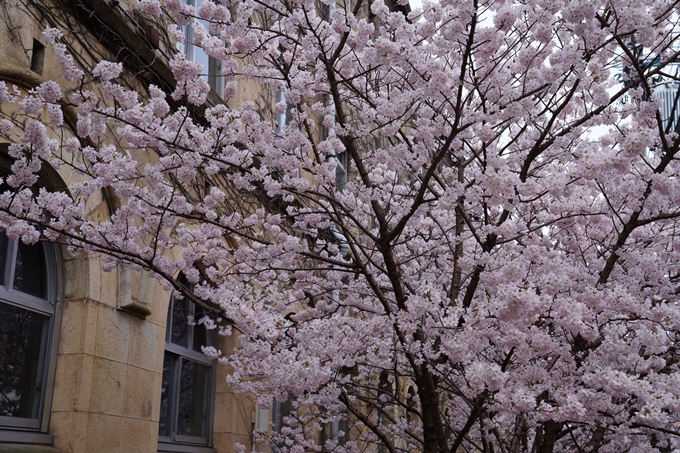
left=274, top=90, right=301, bottom=179
left=323, top=98, right=348, bottom=192
left=405, top=386, right=416, bottom=430
left=275, top=90, right=296, bottom=136
left=182, top=0, right=224, bottom=98
left=272, top=396, right=292, bottom=433
left=376, top=371, right=392, bottom=453
left=272, top=396, right=294, bottom=453
left=321, top=414, right=349, bottom=451
left=30, top=39, right=45, bottom=75
left=335, top=151, right=348, bottom=191
left=654, top=79, right=680, bottom=134
left=158, top=276, right=214, bottom=451
left=0, top=231, right=60, bottom=444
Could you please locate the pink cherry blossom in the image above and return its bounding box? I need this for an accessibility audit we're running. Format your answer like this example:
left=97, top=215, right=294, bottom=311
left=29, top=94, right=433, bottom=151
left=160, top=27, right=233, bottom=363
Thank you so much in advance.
left=3, top=1, right=680, bottom=452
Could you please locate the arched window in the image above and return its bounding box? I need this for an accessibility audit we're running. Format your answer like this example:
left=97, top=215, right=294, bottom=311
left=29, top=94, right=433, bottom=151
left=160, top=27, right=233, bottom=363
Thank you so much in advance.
left=158, top=275, right=214, bottom=452
left=0, top=231, right=61, bottom=443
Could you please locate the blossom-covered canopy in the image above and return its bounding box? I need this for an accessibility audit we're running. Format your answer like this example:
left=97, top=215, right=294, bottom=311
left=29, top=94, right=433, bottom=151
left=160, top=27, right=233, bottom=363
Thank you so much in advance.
left=3, top=0, right=680, bottom=451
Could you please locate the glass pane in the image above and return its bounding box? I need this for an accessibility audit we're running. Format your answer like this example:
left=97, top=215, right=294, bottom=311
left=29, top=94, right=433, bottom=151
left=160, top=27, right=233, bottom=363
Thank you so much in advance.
left=194, top=44, right=210, bottom=78
left=0, top=301, right=49, bottom=418
left=13, top=241, right=46, bottom=299
left=159, top=351, right=175, bottom=437
left=208, top=57, right=223, bottom=97
left=192, top=306, right=209, bottom=353
left=273, top=396, right=293, bottom=432
left=335, top=152, right=348, bottom=191
left=184, top=0, right=214, bottom=86
left=176, top=359, right=209, bottom=438
left=170, top=295, right=189, bottom=348
left=339, top=418, right=349, bottom=445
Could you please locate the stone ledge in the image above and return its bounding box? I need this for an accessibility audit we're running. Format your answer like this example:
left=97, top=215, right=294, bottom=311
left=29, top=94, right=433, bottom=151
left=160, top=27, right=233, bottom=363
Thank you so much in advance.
left=0, top=445, right=61, bottom=453
left=117, top=298, right=152, bottom=318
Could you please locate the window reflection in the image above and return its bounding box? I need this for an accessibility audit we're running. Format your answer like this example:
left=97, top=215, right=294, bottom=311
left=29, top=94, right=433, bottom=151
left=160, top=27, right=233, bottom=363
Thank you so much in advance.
left=0, top=304, right=49, bottom=419
left=192, top=306, right=209, bottom=353
left=177, top=359, right=209, bottom=437
left=159, top=351, right=175, bottom=438
left=13, top=241, right=46, bottom=299
left=170, top=296, right=189, bottom=348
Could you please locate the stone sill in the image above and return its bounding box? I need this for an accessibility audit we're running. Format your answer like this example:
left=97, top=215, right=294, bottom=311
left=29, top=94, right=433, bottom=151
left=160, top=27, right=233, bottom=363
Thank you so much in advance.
left=0, top=446, right=61, bottom=453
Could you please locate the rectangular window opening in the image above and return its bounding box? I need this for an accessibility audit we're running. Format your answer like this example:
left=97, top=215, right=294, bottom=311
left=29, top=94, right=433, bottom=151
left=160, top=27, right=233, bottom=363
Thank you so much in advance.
left=182, top=0, right=225, bottom=99
left=335, top=152, right=348, bottom=191
left=30, top=40, right=45, bottom=75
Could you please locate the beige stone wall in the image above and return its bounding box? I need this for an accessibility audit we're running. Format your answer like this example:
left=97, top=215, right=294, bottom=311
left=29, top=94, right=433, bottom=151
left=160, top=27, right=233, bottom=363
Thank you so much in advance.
left=49, top=253, right=260, bottom=453
left=0, top=0, right=263, bottom=452
left=49, top=255, right=167, bottom=453
left=213, top=335, right=259, bottom=452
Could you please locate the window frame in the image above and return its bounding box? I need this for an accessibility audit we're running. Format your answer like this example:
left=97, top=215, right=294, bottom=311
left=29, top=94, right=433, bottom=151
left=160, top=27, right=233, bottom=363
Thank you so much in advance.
left=158, top=279, right=216, bottom=453
left=0, top=234, right=62, bottom=444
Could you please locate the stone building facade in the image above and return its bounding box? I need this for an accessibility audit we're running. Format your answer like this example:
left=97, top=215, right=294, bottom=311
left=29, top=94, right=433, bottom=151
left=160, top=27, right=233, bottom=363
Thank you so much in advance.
left=0, top=1, right=269, bottom=452
left=0, top=0, right=415, bottom=450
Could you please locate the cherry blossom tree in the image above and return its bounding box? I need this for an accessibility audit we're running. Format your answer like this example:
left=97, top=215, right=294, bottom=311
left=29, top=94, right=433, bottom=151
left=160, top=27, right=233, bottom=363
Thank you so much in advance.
left=3, top=0, right=680, bottom=451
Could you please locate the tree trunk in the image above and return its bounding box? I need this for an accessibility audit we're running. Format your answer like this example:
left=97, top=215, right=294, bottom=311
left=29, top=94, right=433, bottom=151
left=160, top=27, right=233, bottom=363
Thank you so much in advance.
left=534, top=421, right=561, bottom=453
left=417, top=364, right=448, bottom=453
